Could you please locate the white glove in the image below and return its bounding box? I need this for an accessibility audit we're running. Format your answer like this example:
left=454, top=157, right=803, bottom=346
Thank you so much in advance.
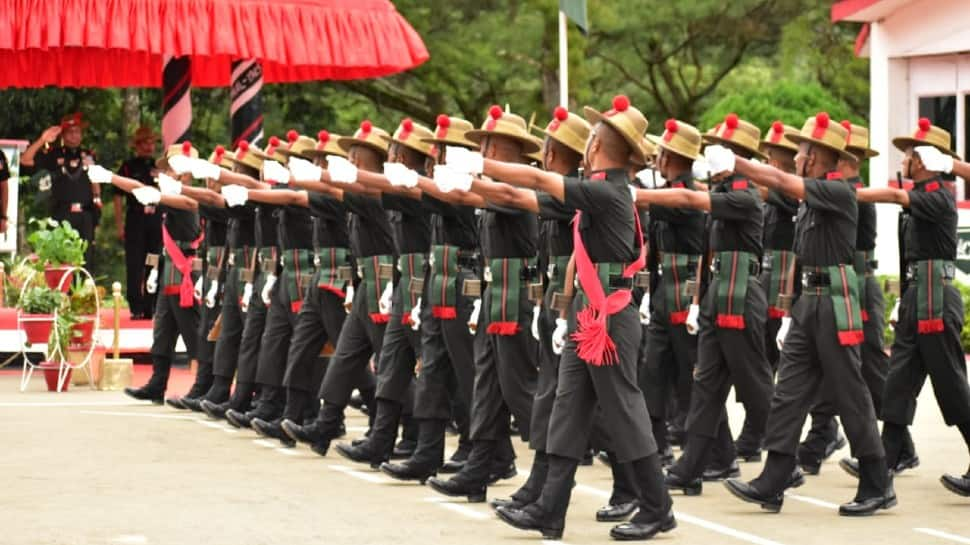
left=445, top=146, right=484, bottom=175
left=410, top=298, right=422, bottom=331
left=384, top=162, right=419, bottom=188
left=241, top=282, right=253, bottom=312
left=915, top=145, right=953, bottom=173
left=193, top=275, right=204, bottom=300
left=205, top=280, right=219, bottom=309
left=776, top=316, right=791, bottom=350
left=261, top=273, right=277, bottom=306
left=378, top=281, right=393, bottom=315
left=468, top=298, right=482, bottom=335
left=552, top=318, right=568, bottom=355
left=531, top=305, right=542, bottom=341
left=685, top=303, right=700, bottom=335
left=288, top=157, right=323, bottom=182
left=704, top=144, right=736, bottom=175
left=639, top=294, right=651, bottom=325
left=86, top=164, right=113, bottom=184
left=433, top=165, right=456, bottom=192
left=132, top=186, right=161, bottom=206
left=327, top=155, right=358, bottom=184
left=344, top=284, right=355, bottom=314
left=167, top=154, right=194, bottom=176
left=692, top=158, right=712, bottom=180
left=157, top=172, right=182, bottom=195
left=190, top=158, right=222, bottom=181
left=221, top=184, right=249, bottom=207
left=262, top=160, right=290, bottom=185
left=889, top=299, right=900, bottom=326
left=145, top=268, right=158, bottom=294
left=635, top=168, right=666, bottom=189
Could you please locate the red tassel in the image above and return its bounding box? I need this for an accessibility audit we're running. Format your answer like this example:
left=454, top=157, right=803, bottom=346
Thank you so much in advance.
left=767, top=307, right=787, bottom=319
left=163, top=286, right=181, bottom=295
left=486, top=321, right=520, bottom=336
left=370, top=313, right=390, bottom=324
left=837, top=330, right=865, bottom=346
left=290, top=301, right=303, bottom=313
left=318, top=285, right=347, bottom=299
left=571, top=307, right=618, bottom=366
left=716, top=314, right=746, bottom=329
left=861, top=310, right=869, bottom=322
left=918, top=319, right=945, bottom=334
left=432, top=306, right=457, bottom=319
left=402, top=315, right=413, bottom=326
left=669, top=310, right=689, bottom=325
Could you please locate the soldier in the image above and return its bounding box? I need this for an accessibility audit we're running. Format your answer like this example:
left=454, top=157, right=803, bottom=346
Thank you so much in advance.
left=840, top=120, right=970, bottom=498
left=114, top=126, right=162, bottom=319
left=21, top=113, right=102, bottom=264
left=717, top=113, right=894, bottom=516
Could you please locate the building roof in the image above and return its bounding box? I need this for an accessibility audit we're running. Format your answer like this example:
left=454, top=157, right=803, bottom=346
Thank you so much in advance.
left=831, top=0, right=911, bottom=22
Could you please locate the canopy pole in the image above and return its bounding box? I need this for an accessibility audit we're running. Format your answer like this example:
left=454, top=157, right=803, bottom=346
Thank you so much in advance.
left=558, top=10, right=569, bottom=107
left=230, top=60, right=265, bottom=148
left=161, top=55, right=192, bottom=146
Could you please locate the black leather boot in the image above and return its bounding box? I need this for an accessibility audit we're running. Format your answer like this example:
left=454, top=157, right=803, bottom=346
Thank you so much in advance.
left=840, top=457, right=895, bottom=516
left=124, top=385, right=164, bottom=405
left=281, top=401, right=345, bottom=457
left=251, top=417, right=296, bottom=447
left=492, top=450, right=549, bottom=511
left=335, top=398, right=402, bottom=468
left=496, top=454, right=576, bottom=539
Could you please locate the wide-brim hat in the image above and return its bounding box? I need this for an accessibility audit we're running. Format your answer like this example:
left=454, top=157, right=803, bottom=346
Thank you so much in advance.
left=760, top=121, right=800, bottom=155
left=583, top=95, right=649, bottom=163
left=60, top=112, right=89, bottom=130
left=382, top=118, right=435, bottom=157
left=787, top=113, right=857, bottom=162
left=131, top=125, right=159, bottom=145
left=656, top=119, right=702, bottom=161
left=225, top=141, right=265, bottom=172
left=421, top=115, right=479, bottom=149
left=703, top=113, right=767, bottom=160
left=277, top=130, right=319, bottom=160
left=633, top=136, right=657, bottom=166
left=208, top=146, right=235, bottom=169
left=302, top=130, right=348, bottom=160
left=337, top=120, right=390, bottom=158
left=253, top=136, right=289, bottom=164
left=466, top=106, right=542, bottom=154
left=838, top=120, right=879, bottom=159
left=540, top=107, right=591, bottom=156
left=892, top=117, right=960, bottom=159
left=156, top=141, right=199, bottom=170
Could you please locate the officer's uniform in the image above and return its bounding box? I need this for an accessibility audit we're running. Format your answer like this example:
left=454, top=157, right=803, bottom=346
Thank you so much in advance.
left=759, top=189, right=798, bottom=369
left=117, top=156, right=162, bottom=317
left=32, top=144, right=99, bottom=263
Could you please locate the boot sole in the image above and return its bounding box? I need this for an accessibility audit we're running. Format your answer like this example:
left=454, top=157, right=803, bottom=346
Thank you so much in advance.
left=596, top=509, right=637, bottom=522
left=334, top=445, right=382, bottom=469
left=703, top=468, right=741, bottom=482
left=280, top=421, right=304, bottom=444
left=379, top=465, right=436, bottom=484
left=428, top=480, right=485, bottom=502
left=838, top=496, right=897, bottom=516
left=723, top=481, right=782, bottom=513
left=838, top=459, right=860, bottom=479
left=225, top=412, right=246, bottom=429
left=495, top=508, right=563, bottom=539
left=609, top=516, right=677, bottom=540
left=941, top=476, right=970, bottom=497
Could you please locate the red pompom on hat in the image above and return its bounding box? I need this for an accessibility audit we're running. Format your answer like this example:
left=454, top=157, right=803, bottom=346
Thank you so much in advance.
left=181, top=140, right=192, bottom=155
left=238, top=141, right=249, bottom=151
left=811, top=112, right=831, bottom=139
left=287, top=130, right=299, bottom=143
left=268, top=135, right=280, bottom=147
left=663, top=119, right=678, bottom=142
left=918, top=117, right=932, bottom=131
left=772, top=121, right=783, bottom=133
left=841, top=120, right=852, bottom=130
left=553, top=106, right=569, bottom=121
left=401, top=118, right=413, bottom=131
left=612, top=95, right=630, bottom=112
left=317, top=130, right=330, bottom=143
left=488, top=105, right=503, bottom=119
left=214, top=144, right=225, bottom=158
left=436, top=114, right=450, bottom=128
left=360, top=120, right=373, bottom=133
left=725, top=113, right=739, bottom=129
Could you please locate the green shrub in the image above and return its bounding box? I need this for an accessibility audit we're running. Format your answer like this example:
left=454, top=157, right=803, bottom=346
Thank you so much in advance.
left=18, top=285, right=65, bottom=314
left=880, top=275, right=970, bottom=353
left=27, top=217, right=87, bottom=268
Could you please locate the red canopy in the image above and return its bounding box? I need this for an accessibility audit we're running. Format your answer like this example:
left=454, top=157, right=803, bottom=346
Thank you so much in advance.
left=0, top=0, right=429, bottom=88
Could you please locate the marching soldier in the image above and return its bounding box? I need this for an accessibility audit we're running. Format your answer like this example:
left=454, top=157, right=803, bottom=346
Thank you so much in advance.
left=718, top=113, right=894, bottom=516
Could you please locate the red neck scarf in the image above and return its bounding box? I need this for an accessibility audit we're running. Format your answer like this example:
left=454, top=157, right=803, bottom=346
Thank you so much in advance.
left=162, top=225, right=204, bottom=308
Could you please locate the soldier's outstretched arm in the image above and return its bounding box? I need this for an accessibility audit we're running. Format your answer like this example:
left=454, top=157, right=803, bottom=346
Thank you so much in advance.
left=482, top=159, right=564, bottom=199
left=180, top=185, right=225, bottom=207
left=735, top=156, right=805, bottom=200
left=246, top=188, right=309, bottom=208
left=634, top=188, right=711, bottom=211
left=415, top=176, right=486, bottom=208
left=469, top=176, right=539, bottom=213
left=157, top=194, right=198, bottom=211
left=218, top=169, right=269, bottom=190
left=856, top=187, right=909, bottom=206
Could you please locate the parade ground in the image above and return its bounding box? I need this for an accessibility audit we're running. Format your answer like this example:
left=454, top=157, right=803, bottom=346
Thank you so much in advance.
left=1, top=367, right=966, bottom=545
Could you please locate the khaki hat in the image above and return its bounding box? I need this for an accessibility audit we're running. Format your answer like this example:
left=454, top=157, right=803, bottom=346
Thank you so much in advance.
left=156, top=141, right=199, bottom=170
left=787, top=112, right=856, bottom=162
left=208, top=145, right=235, bottom=169
left=226, top=140, right=265, bottom=172
left=302, top=130, right=348, bottom=159
left=583, top=95, right=649, bottom=163
left=421, top=115, right=479, bottom=149
left=466, top=106, right=542, bottom=154
left=60, top=112, right=89, bottom=130
left=277, top=130, right=319, bottom=160
left=703, top=113, right=767, bottom=160
left=253, top=135, right=289, bottom=164
left=760, top=121, right=800, bottom=154
left=337, top=120, right=390, bottom=158
left=131, top=125, right=159, bottom=145
left=526, top=149, right=544, bottom=166
left=892, top=117, right=959, bottom=159
left=541, top=106, right=591, bottom=156
left=838, top=120, right=879, bottom=159
left=657, top=119, right=703, bottom=161
left=384, top=118, right=435, bottom=157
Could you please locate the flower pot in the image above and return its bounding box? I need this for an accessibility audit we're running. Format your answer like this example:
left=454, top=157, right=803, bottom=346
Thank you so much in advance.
left=44, top=266, right=74, bottom=293
left=21, top=314, right=55, bottom=344
left=39, top=361, right=70, bottom=392
left=71, top=317, right=96, bottom=345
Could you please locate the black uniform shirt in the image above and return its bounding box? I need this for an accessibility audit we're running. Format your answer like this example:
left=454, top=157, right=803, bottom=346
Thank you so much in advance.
left=255, top=204, right=279, bottom=249
left=902, top=176, right=957, bottom=261
left=276, top=197, right=315, bottom=250
left=563, top=168, right=637, bottom=263
left=199, top=204, right=229, bottom=247
left=117, top=157, right=158, bottom=220
left=763, top=190, right=798, bottom=251
left=848, top=177, right=877, bottom=251
left=423, top=194, right=478, bottom=250
left=342, top=192, right=396, bottom=259
left=227, top=206, right=255, bottom=249
left=537, top=187, right=575, bottom=258
left=648, top=173, right=707, bottom=255
left=161, top=206, right=201, bottom=243
left=708, top=174, right=764, bottom=256
left=32, top=146, right=96, bottom=207
left=479, top=197, right=538, bottom=260
left=382, top=192, right=431, bottom=254
left=793, top=176, right=857, bottom=267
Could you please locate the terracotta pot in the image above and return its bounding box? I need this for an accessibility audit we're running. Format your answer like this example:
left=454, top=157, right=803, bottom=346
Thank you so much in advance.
left=71, top=317, right=96, bottom=345
left=21, top=314, right=55, bottom=344
left=39, top=361, right=70, bottom=392
left=43, top=266, right=74, bottom=293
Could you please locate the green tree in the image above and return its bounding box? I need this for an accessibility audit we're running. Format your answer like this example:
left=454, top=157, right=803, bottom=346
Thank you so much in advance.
left=700, top=81, right=855, bottom=135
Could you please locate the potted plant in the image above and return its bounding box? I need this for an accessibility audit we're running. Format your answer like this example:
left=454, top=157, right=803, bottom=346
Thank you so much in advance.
left=27, top=218, right=88, bottom=292
left=42, top=309, right=80, bottom=392
left=18, top=285, right=65, bottom=344
left=68, top=279, right=99, bottom=345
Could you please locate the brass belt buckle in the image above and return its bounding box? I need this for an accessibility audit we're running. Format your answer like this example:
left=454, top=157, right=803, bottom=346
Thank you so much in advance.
left=551, top=292, right=572, bottom=312
left=206, top=265, right=221, bottom=281
left=378, top=263, right=395, bottom=280
left=337, top=266, right=354, bottom=281
left=462, top=279, right=482, bottom=297
left=240, top=269, right=255, bottom=283
left=634, top=271, right=650, bottom=289
left=145, top=254, right=160, bottom=268
left=776, top=293, right=793, bottom=312
left=261, top=258, right=276, bottom=274
left=528, top=282, right=545, bottom=302
left=191, top=258, right=204, bottom=272
left=409, top=277, right=425, bottom=294
left=683, top=279, right=698, bottom=297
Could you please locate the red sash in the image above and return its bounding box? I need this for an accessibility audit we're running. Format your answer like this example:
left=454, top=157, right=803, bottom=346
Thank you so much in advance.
left=162, top=225, right=204, bottom=308
left=570, top=206, right=646, bottom=366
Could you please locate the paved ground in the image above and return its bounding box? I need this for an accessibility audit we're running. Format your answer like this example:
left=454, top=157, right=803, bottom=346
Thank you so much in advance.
left=2, top=366, right=969, bottom=545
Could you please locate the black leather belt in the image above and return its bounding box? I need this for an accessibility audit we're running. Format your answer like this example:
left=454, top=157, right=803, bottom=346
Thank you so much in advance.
left=457, top=252, right=480, bottom=270
left=520, top=266, right=539, bottom=281
left=802, top=271, right=831, bottom=288
left=905, top=262, right=955, bottom=281
left=608, top=275, right=633, bottom=289
left=713, top=257, right=760, bottom=277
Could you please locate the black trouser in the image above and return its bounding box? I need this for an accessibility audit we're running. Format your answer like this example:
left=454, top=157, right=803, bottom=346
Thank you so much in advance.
left=254, top=275, right=302, bottom=389
left=235, top=271, right=272, bottom=386
left=881, top=283, right=970, bottom=455
left=528, top=301, right=560, bottom=452
left=146, top=291, right=200, bottom=392
left=317, top=285, right=386, bottom=405
left=191, top=268, right=219, bottom=392
left=53, top=206, right=96, bottom=266
left=213, top=265, right=246, bottom=380
left=375, top=283, right=423, bottom=403
left=282, top=282, right=348, bottom=394
left=123, top=213, right=162, bottom=317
